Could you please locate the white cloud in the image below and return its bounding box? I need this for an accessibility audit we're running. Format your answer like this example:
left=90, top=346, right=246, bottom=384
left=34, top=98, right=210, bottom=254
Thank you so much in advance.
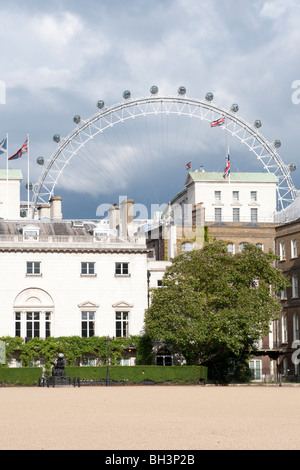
left=260, top=0, right=291, bottom=19
left=31, top=11, right=82, bottom=46
left=2, top=9, right=110, bottom=97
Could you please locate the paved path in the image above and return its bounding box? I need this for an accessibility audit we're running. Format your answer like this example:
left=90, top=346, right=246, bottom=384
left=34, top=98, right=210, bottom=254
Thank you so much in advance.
left=0, top=385, right=299, bottom=450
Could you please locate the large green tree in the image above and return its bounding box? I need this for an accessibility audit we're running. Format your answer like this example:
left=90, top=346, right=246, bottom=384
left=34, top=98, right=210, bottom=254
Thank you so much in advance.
left=144, top=241, right=288, bottom=365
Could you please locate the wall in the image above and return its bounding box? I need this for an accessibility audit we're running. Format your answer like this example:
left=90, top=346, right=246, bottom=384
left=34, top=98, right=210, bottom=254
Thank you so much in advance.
left=0, top=249, right=149, bottom=338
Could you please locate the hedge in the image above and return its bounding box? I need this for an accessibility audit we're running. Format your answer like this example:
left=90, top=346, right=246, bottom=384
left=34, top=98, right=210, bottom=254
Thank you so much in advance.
left=66, top=365, right=208, bottom=384
left=0, top=367, right=43, bottom=385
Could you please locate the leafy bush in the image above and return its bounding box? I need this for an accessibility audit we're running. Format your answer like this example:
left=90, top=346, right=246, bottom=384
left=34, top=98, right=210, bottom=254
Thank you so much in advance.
left=66, top=365, right=207, bottom=384
left=0, top=367, right=42, bottom=385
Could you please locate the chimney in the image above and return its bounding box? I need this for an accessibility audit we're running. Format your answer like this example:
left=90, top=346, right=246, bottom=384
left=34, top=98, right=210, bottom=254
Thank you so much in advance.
left=120, top=198, right=134, bottom=238
left=37, top=203, right=50, bottom=219
left=49, top=196, right=62, bottom=220
left=108, top=203, right=120, bottom=234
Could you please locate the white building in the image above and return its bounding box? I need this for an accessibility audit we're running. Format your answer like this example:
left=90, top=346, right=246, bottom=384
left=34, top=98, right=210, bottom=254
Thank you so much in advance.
left=0, top=221, right=168, bottom=341
left=0, top=173, right=170, bottom=366
left=0, top=169, right=23, bottom=220
left=169, top=171, right=278, bottom=225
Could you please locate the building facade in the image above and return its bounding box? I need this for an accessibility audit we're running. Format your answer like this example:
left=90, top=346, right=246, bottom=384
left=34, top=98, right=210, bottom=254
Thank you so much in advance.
left=147, top=171, right=282, bottom=380
left=0, top=183, right=169, bottom=366
left=1, top=168, right=298, bottom=380
left=172, top=171, right=278, bottom=225
left=275, top=212, right=300, bottom=380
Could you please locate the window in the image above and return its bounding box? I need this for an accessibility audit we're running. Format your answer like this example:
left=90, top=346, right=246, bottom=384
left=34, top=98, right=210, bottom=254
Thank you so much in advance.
left=45, top=312, right=51, bottom=338
left=292, top=276, right=298, bottom=298
left=232, top=191, right=239, bottom=202
left=291, top=239, right=297, bottom=258
left=115, top=262, right=129, bottom=276
left=156, top=348, right=172, bottom=366
left=181, top=242, right=194, bottom=252
left=81, top=262, right=95, bottom=275
left=81, top=311, right=95, bottom=337
left=282, top=315, right=288, bottom=343
left=214, top=190, right=221, bottom=201
left=26, top=312, right=40, bottom=339
left=239, top=242, right=248, bottom=252
left=23, top=229, right=39, bottom=241
left=249, top=360, right=261, bottom=380
left=280, top=286, right=287, bottom=300
left=117, top=358, right=130, bottom=366
left=26, top=262, right=41, bottom=275
left=82, top=357, right=96, bottom=367
left=250, top=191, right=257, bottom=202
left=256, top=243, right=264, bottom=250
left=251, top=208, right=258, bottom=223
left=15, top=312, right=21, bottom=337
left=227, top=243, right=235, bottom=255
left=15, top=311, right=52, bottom=339
left=214, top=207, right=222, bottom=222
left=115, top=311, right=129, bottom=338
left=157, top=280, right=163, bottom=287
left=14, top=311, right=52, bottom=339
left=94, top=230, right=109, bottom=240
left=233, top=208, right=240, bottom=222
left=293, top=314, right=299, bottom=342
left=279, top=242, right=286, bottom=261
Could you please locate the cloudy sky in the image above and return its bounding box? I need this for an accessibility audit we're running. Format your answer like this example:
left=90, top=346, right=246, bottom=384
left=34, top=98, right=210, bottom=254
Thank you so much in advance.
left=1, top=0, right=300, bottom=219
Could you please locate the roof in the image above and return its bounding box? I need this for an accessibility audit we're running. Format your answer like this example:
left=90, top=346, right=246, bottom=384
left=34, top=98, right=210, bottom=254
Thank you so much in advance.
left=275, top=195, right=300, bottom=224
left=0, top=219, right=149, bottom=253
left=0, top=169, right=23, bottom=180
left=0, top=220, right=97, bottom=237
left=186, top=171, right=278, bottom=183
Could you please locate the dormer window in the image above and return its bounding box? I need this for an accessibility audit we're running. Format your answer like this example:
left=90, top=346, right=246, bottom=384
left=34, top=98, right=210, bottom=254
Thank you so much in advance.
left=94, top=231, right=109, bottom=240
left=21, top=225, right=40, bottom=241
left=93, top=225, right=111, bottom=240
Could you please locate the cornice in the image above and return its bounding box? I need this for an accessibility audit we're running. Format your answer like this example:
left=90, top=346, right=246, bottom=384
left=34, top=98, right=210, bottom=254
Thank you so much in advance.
left=0, top=246, right=150, bottom=254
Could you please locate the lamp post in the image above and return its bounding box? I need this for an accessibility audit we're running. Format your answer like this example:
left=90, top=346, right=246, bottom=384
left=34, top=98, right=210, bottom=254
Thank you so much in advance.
left=106, top=336, right=111, bottom=386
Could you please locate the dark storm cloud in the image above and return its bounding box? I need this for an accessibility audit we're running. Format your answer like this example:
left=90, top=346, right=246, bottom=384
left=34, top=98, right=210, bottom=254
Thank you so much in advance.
left=0, top=0, right=299, bottom=217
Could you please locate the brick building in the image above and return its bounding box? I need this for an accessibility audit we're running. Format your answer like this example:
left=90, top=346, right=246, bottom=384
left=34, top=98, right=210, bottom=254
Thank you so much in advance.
left=275, top=200, right=300, bottom=379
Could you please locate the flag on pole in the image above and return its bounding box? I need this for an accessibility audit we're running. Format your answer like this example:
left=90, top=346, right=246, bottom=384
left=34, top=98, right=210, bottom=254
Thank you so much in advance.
left=186, top=161, right=192, bottom=170
left=210, top=117, right=225, bottom=127
left=8, top=137, right=28, bottom=160
left=223, top=153, right=230, bottom=179
left=0, top=136, right=7, bottom=154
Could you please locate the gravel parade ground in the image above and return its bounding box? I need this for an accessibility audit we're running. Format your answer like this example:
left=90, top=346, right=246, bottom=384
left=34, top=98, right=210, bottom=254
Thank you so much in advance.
left=1, top=385, right=299, bottom=451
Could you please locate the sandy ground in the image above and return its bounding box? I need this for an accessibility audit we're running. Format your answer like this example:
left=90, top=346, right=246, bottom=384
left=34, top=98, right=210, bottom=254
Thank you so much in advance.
left=0, top=385, right=300, bottom=451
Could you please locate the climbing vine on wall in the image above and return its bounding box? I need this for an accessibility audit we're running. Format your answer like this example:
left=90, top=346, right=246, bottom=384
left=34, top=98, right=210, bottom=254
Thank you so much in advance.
left=0, top=335, right=153, bottom=373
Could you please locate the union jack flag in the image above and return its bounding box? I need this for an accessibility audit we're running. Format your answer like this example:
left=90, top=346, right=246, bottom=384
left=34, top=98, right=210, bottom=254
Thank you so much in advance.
left=210, top=117, right=225, bottom=127
left=186, top=161, right=192, bottom=170
left=223, top=153, right=230, bottom=179
left=8, top=137, right=28, bottom=160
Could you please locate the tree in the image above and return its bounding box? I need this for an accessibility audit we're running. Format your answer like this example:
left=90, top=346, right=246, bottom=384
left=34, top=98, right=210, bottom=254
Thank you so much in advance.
left=144, top=241, right=289, bottom=365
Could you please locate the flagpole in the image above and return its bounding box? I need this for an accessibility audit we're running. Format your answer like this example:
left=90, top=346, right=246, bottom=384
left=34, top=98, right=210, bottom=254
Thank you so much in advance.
left=6, top=133, right=8, bottom=220
left=27, top=133, right=30, bottom=219
left=225, top=118, right=230, bottom=184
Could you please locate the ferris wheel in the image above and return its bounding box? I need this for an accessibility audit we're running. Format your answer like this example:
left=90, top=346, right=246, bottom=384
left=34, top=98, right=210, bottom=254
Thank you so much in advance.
left=31, top=86, right=298, bottom=217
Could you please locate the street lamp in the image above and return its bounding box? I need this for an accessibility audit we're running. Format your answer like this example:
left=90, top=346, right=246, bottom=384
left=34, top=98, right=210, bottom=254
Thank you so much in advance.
left=106, top=336, right=111, bottom=386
